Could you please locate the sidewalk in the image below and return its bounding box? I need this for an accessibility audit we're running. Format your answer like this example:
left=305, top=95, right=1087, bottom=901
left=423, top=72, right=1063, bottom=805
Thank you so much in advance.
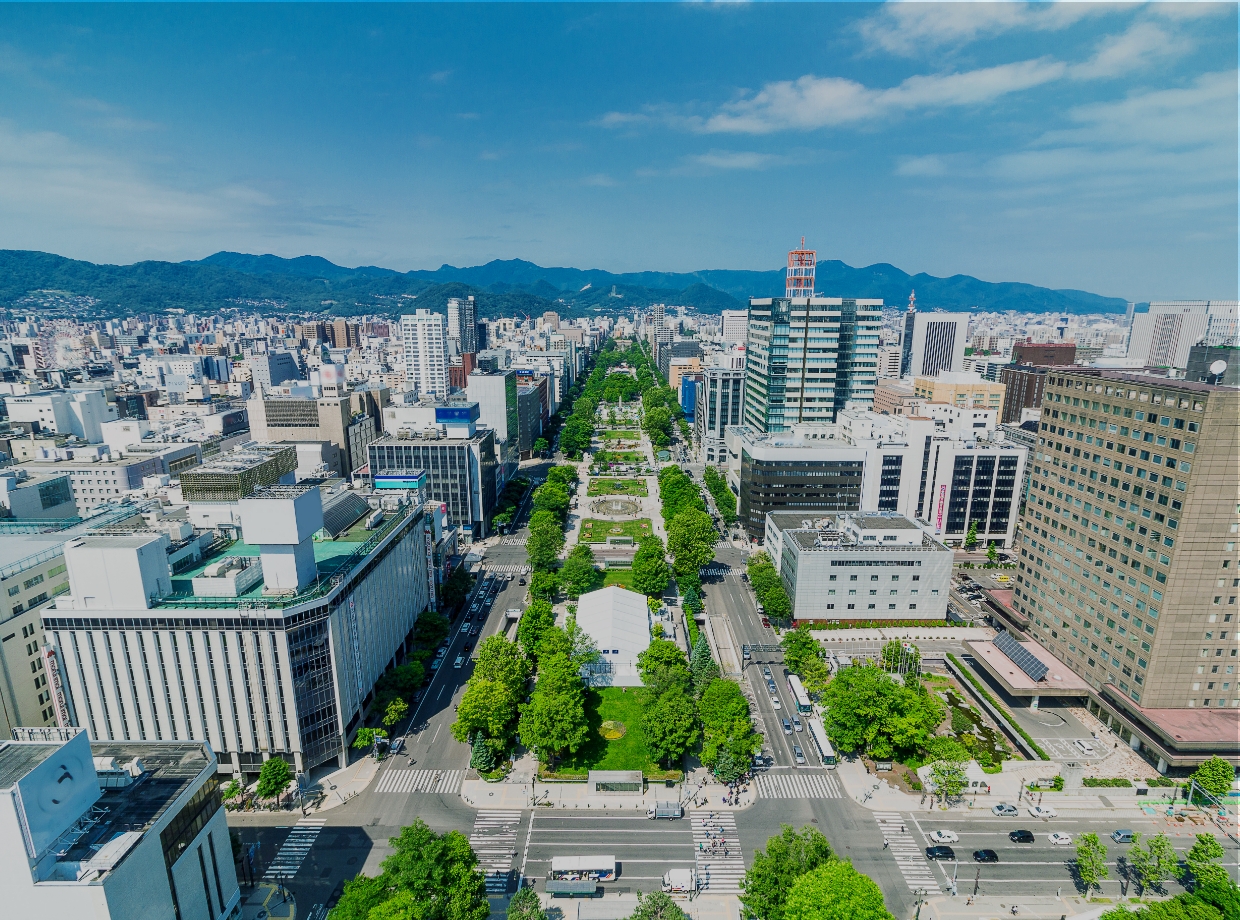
left=520, top=891, right=739, bottom=920
left=306, top=755, right=382, bottom=813
left=924, top=894, right=1110, bottom=920
left=460, top=772, right=755, bottom=811
left=240, top=882, right=295, bottom=920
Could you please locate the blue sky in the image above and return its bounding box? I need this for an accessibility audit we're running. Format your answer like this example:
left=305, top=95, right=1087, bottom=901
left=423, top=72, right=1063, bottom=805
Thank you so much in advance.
left=0, top=2, right=1234, bottom=300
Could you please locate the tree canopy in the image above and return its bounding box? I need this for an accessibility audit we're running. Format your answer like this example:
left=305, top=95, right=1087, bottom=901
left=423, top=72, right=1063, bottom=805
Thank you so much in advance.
left=739, top=824, right=837, bottom=920
left=820, top=662, right=944, bottom=760
left=783, top=862, right=895, bottom=920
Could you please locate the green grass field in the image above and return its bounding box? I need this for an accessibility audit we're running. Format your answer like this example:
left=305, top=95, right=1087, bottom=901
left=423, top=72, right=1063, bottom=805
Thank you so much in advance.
left=599, top=430, right=642, bottom=441
left=550, top=688, right=660, bottom=776
left=602, top=568, right=635, bottom=589
left=579, top=518, right=653, bottom=543
left=595, top=451, right=646, bottom=464
left=587, top=478, right=649, bottom=497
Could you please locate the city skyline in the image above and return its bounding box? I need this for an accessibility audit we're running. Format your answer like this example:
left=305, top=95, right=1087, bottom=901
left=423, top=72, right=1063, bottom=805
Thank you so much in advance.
left=0, top=3, right=1234, bottom=301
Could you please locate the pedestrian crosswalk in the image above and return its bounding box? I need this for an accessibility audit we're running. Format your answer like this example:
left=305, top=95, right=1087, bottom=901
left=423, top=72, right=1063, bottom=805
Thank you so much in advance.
left=374, top=768, right=464, bottom=794
left=470, top=810, right=521, bottom=896
left=702, top=564, right=731, bottom=576
left=264, top=817, right=325, bottom=882
left=487, top=562, right=529, bottom=571
left=497, top=539, right=528, bottom=547
left=875, top=813, right=941, bottom=893
left=690, top=811, right=746, bottom=894
left=754, top=771, right=843, bottom=799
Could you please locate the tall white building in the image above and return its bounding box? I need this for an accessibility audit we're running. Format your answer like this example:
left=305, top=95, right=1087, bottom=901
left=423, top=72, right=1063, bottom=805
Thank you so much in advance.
left=401, top=309, right=449, bottom=398
left=1127, top=301, right=1239, bottom=369
left=720, top=309, right=749, bottom=345
left=900, top=310, right=970, bottom=378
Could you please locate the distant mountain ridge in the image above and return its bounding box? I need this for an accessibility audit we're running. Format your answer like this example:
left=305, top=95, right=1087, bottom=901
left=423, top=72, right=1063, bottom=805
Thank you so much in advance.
left=0, top=248, right=1131, bottom=319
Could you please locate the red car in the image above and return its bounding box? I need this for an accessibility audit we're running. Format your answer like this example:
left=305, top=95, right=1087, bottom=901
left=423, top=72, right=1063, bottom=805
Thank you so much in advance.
left=761, top=617, right=771, bottom=629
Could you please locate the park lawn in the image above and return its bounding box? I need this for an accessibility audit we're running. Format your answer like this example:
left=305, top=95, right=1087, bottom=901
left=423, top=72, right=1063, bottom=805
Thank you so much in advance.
left=597, top=451, right=646, bottom=463
left=550, top=687, right=663, bottom=776
left=587, top=478, right=649, bottom=497
left=602, top=568, right=635, bottom=589
left=599, top=430, right=642, bottom=441
left=579, top=518, right=653, bottom=544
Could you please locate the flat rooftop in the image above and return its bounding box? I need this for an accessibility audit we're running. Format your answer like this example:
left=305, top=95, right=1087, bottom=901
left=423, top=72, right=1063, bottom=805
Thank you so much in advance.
left=787, top=529, right=945, bottom=552
left=1116, top=699, right=1240, bottom=748
left=965, top=636, right=1091, bottom=695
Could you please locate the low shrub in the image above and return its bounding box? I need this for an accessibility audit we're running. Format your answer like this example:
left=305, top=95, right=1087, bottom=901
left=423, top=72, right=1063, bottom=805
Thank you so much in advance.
left=1082, top=777, right=1133, bottom=788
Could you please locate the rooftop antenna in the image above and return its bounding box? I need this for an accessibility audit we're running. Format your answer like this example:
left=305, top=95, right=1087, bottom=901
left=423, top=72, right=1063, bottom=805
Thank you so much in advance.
left=786, top=238, right=816, bottom=299
left=908, top=290, right=916, bottom=311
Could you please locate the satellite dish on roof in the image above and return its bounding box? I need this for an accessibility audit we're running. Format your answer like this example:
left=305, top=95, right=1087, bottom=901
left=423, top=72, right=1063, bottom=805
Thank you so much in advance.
left=1209, top=359, right=1227, bottom=376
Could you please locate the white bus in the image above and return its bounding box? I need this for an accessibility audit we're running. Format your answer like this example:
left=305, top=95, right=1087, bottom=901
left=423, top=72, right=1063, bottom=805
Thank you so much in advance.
left=549, top=856, right=617, bottom=883
left=807, top=718, right=837, bottom=768
left=786, top=674, right=812, bottom=714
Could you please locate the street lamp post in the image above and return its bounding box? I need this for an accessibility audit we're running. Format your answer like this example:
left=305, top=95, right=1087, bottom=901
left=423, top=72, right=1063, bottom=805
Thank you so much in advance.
left=913, top=887, right=928, bottom=920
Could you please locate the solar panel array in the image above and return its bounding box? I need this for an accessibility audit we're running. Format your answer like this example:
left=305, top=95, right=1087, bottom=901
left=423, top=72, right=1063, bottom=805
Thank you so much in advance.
left=994, top=630, right=1049, bottom=682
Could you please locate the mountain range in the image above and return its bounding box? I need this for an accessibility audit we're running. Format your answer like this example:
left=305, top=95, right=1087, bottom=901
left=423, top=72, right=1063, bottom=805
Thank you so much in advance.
left=0, top=249, right=1133, bottom=319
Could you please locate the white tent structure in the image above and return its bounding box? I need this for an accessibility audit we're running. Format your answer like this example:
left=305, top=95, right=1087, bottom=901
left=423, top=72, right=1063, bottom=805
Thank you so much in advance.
left=575, top=585, right=651, bottom=687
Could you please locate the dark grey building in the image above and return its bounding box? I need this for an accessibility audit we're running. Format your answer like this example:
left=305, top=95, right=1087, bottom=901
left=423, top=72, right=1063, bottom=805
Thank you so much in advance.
left=517, top=385, right=544, bottom=458
left=1185, top=343, right=1240, bottom=386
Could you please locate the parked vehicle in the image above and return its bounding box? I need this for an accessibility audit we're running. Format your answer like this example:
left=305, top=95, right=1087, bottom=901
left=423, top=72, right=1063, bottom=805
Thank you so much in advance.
left=1074, top=739, right=1096, bottom=756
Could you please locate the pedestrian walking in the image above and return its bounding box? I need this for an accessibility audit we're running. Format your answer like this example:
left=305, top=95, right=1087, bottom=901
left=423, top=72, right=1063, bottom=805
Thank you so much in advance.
left=883, top=839, right=889, bottom=849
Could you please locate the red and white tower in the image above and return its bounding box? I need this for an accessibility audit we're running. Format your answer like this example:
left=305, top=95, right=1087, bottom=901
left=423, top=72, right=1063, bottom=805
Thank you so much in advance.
left=785, top=237, right=816, bottom=299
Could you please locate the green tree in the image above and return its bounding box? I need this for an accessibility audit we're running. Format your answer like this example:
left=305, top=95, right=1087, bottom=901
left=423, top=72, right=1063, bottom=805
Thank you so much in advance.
left=1100, top=896, right=1226, bottom=920
left=352, top=727, right=388, bottom=756
left=546, top=465, right=579, bottom=488
left=1128, top=833, right=1181, bottom=894
left=327, top=875, right=392, bottom=920
left=1183, top=834, right=1226, bottom=885
left=667, top=508, right=717, bottom=576
left=628, top=890, right=688, bottom=920
left=559, top=543, right=600, bottom=598
left=451, top=679, right=518, bottom=746
left=528, top=570, right=559, bottom=601
left=518, top=600, right=556, bottom=660
left=987, top=541, right=998, bottom=563
left=383, top=697, right=409, bottom=728
left=681, top=585, right=702, bottom=614
left=642, top=688, right=700, bottom=767
left=1076, top=832, right=1109, bottom=900
left=564, top=615, right=603, bottom=671
left=798, top=656, right=831, bottom=698
left=380, top=820, right=489, bottom=920
left=473, top=635, right=531, bottom=699
left=532, top=481, right=571, bottom=521
left=781, top=626, right=820, bottom=675
left=632, top=535, right=671, bottom=596
left=739, top=824, right=836, bottom=920
left=1195, top=879, right=1240, bottom=920
left=637, top=639, right=693, bottom=698
left=532, top=437, right=549, bottom=456
left=256, top=758, right=293, bottom=799
left=929, top=760, right=968, bottom=803
left=689, top=633, right=720, bottom=694
left=506, top=886, right=547, bottom=920
left=821, top=662, right=943, bottom=759
left=783, top=861, right=895, bottom=920
left=413, top=611, right=450, bottom=649
left=1191, top=756, right=1235, bottom=798
left=964, top=520, right=979, bottom=551
left=374, top=662, right=425, bottom=713
left=526, top=518, right=565, bottom=572
left=518, top=652, right=590, bottom=761
left=469, top=733, right=496, bottom=772
left=440, top=566, right=475, bottom=610
left=879, top=640, right=921, bottom=677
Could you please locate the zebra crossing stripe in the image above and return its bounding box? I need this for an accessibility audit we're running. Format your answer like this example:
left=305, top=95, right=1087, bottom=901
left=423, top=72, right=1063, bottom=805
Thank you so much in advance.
left=874, top=813, right=941, bottom=893
left=690, top=811, right=745, bottom=894
left=374, top=768, right=464, bottom=794
left=470, top=810, right=522, bottom=896
left=754, top=771, right=842, bottom=799
left=264, top=818, right=326, bottom=881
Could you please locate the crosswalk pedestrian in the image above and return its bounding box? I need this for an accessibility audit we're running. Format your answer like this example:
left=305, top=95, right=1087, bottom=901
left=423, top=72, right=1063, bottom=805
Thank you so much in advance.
left=874, top=813, right=941, bottom=893
left=470, top=810, right=522, bottom=896
left=264, top=817, right=325, bottom=882
left=702, top=564, right=731, bottom=576
left=374, top=768, right=464, bottom=795
left=754, top=771, right=842, bottom=799
left=690, top=811, right=746, bottom=894
left=498, top=539, right=528, bottom=547
left=486, top=562, right=529, bottom=572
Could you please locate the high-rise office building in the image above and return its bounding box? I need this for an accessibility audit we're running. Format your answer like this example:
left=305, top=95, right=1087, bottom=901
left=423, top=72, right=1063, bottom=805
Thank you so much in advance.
left=467, top=369, right=520, bottom=484
left=401, top=309, right=449, bottom=398
left=1011, top=368, right=1240, bottom=769
left=721, top=309, right=749, bottom=345
left=695, top=351, right=746, bottom=465
left=742, top=297, right=881, bottom=432
left=1127, top=301, right=1239, bottom=370
left=900, top=310, right=970, bottom=378
left=447, top=296, right=479, bottom=355
left=1000, top=364, right=1051, bottom=423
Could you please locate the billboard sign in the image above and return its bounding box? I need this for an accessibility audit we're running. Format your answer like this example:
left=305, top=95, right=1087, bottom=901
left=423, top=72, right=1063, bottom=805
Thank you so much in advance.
left=935, top=484, right=948, bottom=533
left=375, top=473, right=425, bottom=491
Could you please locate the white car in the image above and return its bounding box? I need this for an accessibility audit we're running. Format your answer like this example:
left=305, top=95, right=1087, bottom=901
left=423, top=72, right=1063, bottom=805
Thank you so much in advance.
left=1028, top=805, right=1058, bottom=819
left=771, top=697, right=782, bottom=710
left=453, top=656, right=465, bottom=669
left=1048, top=832, right=1073, bottom=847
left=1073, top=739, right=1096, bottom=756
left=928, top=830, right=959, bottom=844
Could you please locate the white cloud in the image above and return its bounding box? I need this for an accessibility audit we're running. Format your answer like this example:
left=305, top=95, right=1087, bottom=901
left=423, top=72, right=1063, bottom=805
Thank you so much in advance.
left=895, top=154, right=948, bottom=177
left=697, top=58, right=1066, bottom=134
left=857, top=1, right=1113, bottom=56
left=1069, top=20, right=1191, bottom=79
left=581, top=173, right=616, bottom=187
left=688, top=150, right=780, bottom=170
